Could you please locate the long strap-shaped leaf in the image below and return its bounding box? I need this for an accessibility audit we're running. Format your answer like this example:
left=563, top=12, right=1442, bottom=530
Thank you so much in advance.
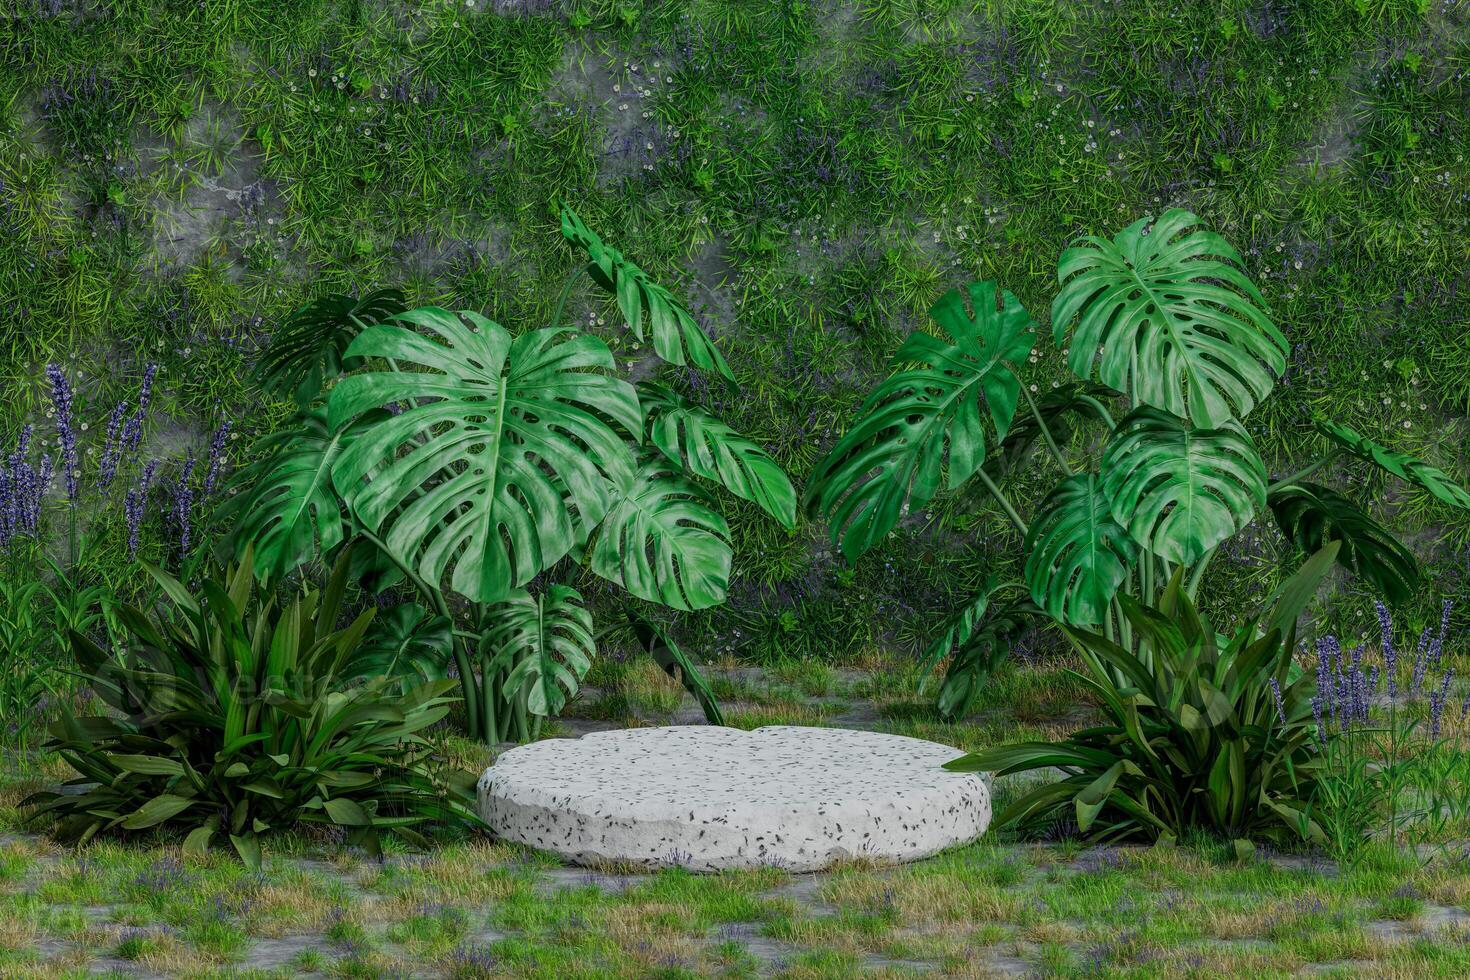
left=1052, top=209, right=1285, bottom=427
left=561, top=205, right=734, bottom=381
left=329, top=308, right=642, bottom=603
left=1316, top=417, right=1470, bottom=511
left=1100, top=407, right=1267, bottom=565
left=625, top=613, right=725, bottom=726
left=639, top=381, right=796, bottom=528
left=1025, top=473, right=1138, bottom=626
left=805, top=280, right=1035, bottom=561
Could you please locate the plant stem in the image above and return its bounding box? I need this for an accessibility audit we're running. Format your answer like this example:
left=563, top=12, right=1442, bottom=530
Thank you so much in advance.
left=550, top=264, right=587, bottom=330
left=1022, top=387, right=1072, bottom=475
left=1185, top=546, right=1218, bottom=600
left=1077, top=394, right=1116, bottom=430
left=1268, top=452, right=1340, bottom=493
left=974, top=469, right=1029, bottom=536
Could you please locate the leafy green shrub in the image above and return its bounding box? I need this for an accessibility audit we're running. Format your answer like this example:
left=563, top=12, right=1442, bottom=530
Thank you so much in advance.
left=805, top=210, right=1470, bottom=718
left=23, top=548, right=480, bottom=867
left=225, top=205, right=790, bottom=742
left=946, top=546, right=1342, bottom=846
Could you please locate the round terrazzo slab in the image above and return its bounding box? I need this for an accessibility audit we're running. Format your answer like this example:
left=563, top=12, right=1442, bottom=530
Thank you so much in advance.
left=476, top=725, right=990, bottom=872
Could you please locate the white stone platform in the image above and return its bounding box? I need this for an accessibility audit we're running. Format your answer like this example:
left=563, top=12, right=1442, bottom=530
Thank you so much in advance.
left=476, top=726, right=990, bottom=872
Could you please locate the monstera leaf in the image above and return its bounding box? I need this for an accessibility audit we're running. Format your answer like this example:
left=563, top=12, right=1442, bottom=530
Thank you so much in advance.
left=640, top=382, right=796, bottom=528
left=1025, top=474, right=1138, bottom=626
left=561, top=205, right=733, bottom=380
left=348, top=603, right=453, bottom=683
left=935, top=598, right=1039, bottom=722
left=1316, top=418, right=1470, bottom=512
left=1269, top=483, right=1420, bottom=604
left=983, top=382, right=1116, bottom=480
left=805, top=280, right=1036, bottom=561
left=587, top=453, right=732, bottom=611
left=219, top=407, right=358, bottom=581
left=1101, top=407, right=1268, bottom=565
left=255, top=289, right=407, bottom=406
left=328, top=307, right=642, bottom=604
left=625, top=613, right=725, bottom=725
left=1052, top=209, right=1286, bottom=428
left=483, top=586, right=595, bottom=717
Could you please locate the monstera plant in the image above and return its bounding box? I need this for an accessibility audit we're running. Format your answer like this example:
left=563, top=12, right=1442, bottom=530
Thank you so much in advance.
left=807, top=210, right=1470, bottom=720
left=224, top=206, right=794, bottom=742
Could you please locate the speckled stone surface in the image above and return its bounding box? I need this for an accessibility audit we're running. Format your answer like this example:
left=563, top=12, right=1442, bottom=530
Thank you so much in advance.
left=477, top=726, right=990, bottom=872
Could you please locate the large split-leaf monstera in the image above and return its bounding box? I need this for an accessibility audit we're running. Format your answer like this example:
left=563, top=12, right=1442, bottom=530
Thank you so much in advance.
left=226, top=215, right=794, bottom=743
left=807, top=209, right=1470, bottom=719
left=329, top=307, right=642, bottom=604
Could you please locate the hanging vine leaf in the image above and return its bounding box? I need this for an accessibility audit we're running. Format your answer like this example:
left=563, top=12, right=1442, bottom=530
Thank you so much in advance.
left=639, top=381, right=796, bottom=528
left=1100, top=407, right=1268, bottom=565
left=1269, top=483, right=1420, bottom=604
left=254, top=289, right=407, bottom=406
left=483, top=586, right=595, bottom=717
left=1052, top=209, right=1286, bottom=427
left=218, top=407, right=359, bottom=581
left=561, top=205, right=734, bottom=381
left=1025, top=474, right=1138, bottom=626
left=587, top=453, right=732, bottom=611
left=328, top=307, right=642, bottom=604
left=1316, top=418, right=1470, bottom=512
left=804, top=280, right=1037, bottom=561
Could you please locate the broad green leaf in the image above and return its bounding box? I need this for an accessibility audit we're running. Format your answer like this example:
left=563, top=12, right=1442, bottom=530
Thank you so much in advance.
left=1025, top=474, right=1138, bottom=626
left=323, top=797, right=371, bottom=827
left=329, top=307, right=642, bottom=603
left=1269, top=483, right=1419, bottom=604
left=933, top=600, right=1039, bottom=722
left=640, top=382, right=796, bottom=527
left=1052, top=209, right=1286, bottom=427
left=561, top=205, right=733, bottom=380
left=349, top=603, right=453, bottom=683
left=588, top=454, right=732, bottom=611
left=1316, top=418, right=1470, bottom=511
left=120, top=794, right=196, bottom=830
left=218, top=407, right=355, bottom=581
left=254, top=289, right=407, bottom=406
left=485, top=586, right=595, bottom=717
left=1100, top=407, right=1267, bottom=564
left=804, top=280, right=1036, bottom=561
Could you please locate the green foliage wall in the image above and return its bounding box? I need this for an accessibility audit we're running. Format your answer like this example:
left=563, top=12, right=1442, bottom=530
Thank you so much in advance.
left=2, top=0, right=1467, bottom=659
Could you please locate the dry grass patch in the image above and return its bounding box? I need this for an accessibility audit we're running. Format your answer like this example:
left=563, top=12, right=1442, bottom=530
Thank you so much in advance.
left=822, top=872, right=1027, bottom=926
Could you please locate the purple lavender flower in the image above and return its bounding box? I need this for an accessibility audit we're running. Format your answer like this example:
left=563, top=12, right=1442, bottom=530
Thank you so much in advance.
left=46, top=363, right=78, bottom=501
left=1311, top=688, right=1327, bottom=750
left=203, top=421, right=231, bottom=495
left=124, top=460, right=158, bottom=556
left=173, top=454, right=196, bottom=554
left=1429, top=600, right=1452, bottom=668
left=1377, top=601, right=1398, bottom=700
left=121, top=363, right=158, bottom=455
left=1412, top=626, right=1432, bottom=697
left=97, top=400, right=128, bottom=495
left=1268, top=677, right=1287, bottom=725
left=1431, top=670, right=1453, bottom=738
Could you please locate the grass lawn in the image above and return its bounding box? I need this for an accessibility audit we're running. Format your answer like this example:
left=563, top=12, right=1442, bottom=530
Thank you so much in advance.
left=4, top=655, right=1470, bottom=979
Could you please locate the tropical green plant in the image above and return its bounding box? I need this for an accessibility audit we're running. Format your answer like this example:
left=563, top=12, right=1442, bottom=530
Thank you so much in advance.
left=945, top=545, right=1342, bottom=846
left=806, top=210, right=1470, bottom=718
left=228, top=206, right=794, bottom=742
left=23, top=547, right=480, bottom=867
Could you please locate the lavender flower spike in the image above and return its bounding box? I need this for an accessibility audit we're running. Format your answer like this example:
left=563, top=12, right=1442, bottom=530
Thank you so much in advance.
left=203, top=420, right=231, bottom=495
left=46, top=363, right=79, bottom=501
